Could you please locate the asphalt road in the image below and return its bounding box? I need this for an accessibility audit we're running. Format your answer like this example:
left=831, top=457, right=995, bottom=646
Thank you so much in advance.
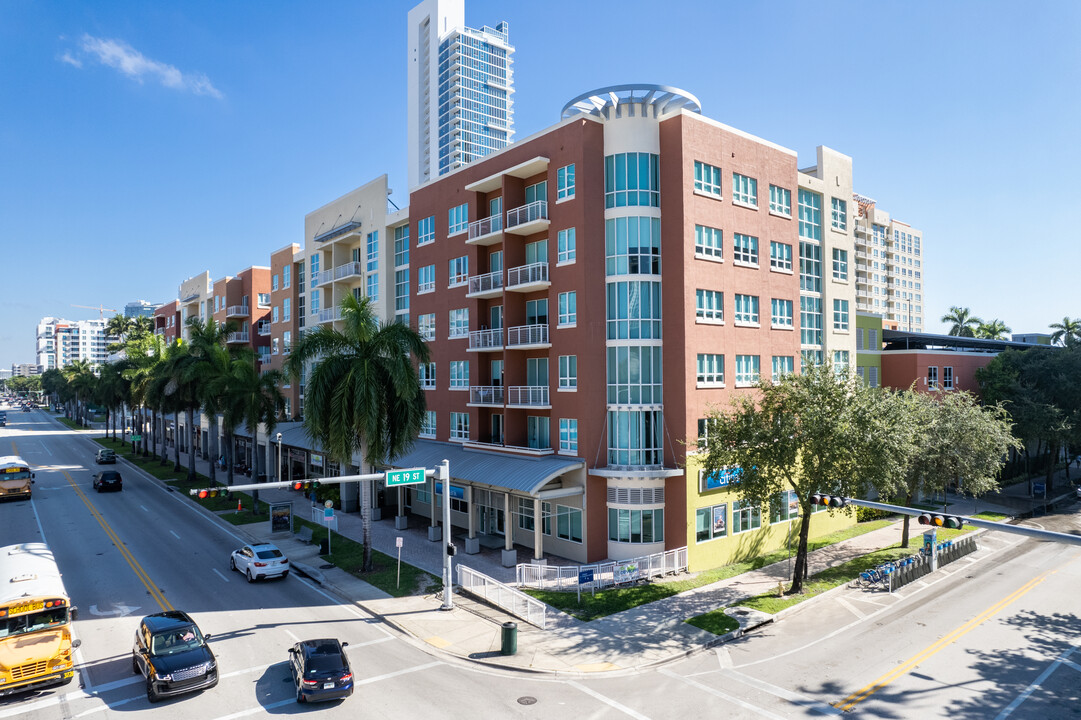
left=2, top=406, right=1080, bottom=719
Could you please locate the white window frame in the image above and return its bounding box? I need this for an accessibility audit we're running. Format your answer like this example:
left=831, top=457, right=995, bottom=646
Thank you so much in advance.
left=732, top=172, right=758, bottom=208
left=694, top=160, right=722, bottom=197
left=557, top=228, right=576, bottom=264
left=557, top=164, right=576, bottom=200
left=696, top=353, right=724, bottom=387
left=771, top=298, right=793, bottom=329
left=448, top=204, right=468, bottom=235
left=448, top=308, right=469, bottom=338
left=558, top=355, right=577, bottom=390
left=449, top=360, right=469, bottom=389
left=735, top=354, right=760, bottom=387
left=448, top=256, right=468, bottom=287
left=695, top=289, right=723, bottom=323
left=558, top=291, right=577, bottom=326
left=734, top=294, right=760, bottom=326
left=695, top=224, right=723, bottom=261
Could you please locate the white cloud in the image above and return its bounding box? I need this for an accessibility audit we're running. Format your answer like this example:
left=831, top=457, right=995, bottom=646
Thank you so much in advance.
left=68, top=34, right=223, bottom=99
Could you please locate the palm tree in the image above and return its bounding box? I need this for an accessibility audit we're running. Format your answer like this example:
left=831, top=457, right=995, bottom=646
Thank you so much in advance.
left=63, top=360, right=97, bottom=427
left=185, top=317, right=238, bottom=486
left=40, top=369, right=66, bottom=412
left=105, top=314, right=135, bottom=351
left=1049, top=317, right=1081, bottom=346
left=975, top=319, right=1011, bottom=340
left=123, top=333, right=165, bottom=456
left=286, top=295, right=430, bottom=572
left=95, top=361, right=128, bottom=440
left=941, top=307, right=982, bottom=338
left=216, top=350, right=285, bottom=504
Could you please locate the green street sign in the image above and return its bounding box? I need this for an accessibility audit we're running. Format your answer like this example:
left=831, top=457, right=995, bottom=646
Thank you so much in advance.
left=131, top=435, right=142, bottom=441
left=385, top=467, right=426, bottom=487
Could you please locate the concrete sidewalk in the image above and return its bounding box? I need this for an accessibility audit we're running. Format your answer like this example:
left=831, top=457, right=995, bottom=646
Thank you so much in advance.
left=84, top=424, right=1078, bottom=675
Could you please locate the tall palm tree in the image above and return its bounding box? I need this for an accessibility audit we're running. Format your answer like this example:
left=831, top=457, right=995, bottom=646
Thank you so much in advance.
left=941, top=306, right=982, bottom=338
left=286, top=295, right=430, bottom=572
left=123, top=333, right=165, bottom=456
left=216, top=350, right=285, bottom=502
left=40, top=369, right=66, bottom=412
left=1049, top=317, right=1081, bottom=346
left=105, top=314, right=135, bottom=351
left=63, top=360, right=97, bottom=427
left=156, top=341, right=199, bottom=477
left=975, top=319, right=1011, bottom=340
left=185, top=317, right=237, bottom=485
left=95, top=361, right=128, bottom=440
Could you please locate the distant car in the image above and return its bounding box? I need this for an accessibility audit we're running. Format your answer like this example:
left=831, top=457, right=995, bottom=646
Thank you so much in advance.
left=288, top=638, right=353, bottom=704
left=230, top=543, right=289, bottom=582
left=22, top=406, right=30, bottom=413
left=92, top=470, right=122, bottom=492
left=132, top=611, right=217, bottom=703
left=95, top=449, right=117, bottom=464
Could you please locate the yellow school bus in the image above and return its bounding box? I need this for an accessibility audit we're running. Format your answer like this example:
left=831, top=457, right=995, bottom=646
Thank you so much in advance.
left=0, top=543, right=80, bottom=696
left=0, top=456, right=34, bottom=500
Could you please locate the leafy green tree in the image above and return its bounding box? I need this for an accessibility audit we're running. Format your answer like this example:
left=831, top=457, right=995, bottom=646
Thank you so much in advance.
left=975, top=319, right=1011, bottom=340
left=1049, top=317, right=1081, bottom=346
left=889, top=391, right=1020, bottom=547
left=286, top=295, right=430, bottom=572
left=41, top=369, right=66, bottom=411
left=700, top=364, right=910, bottom=594
left=941, top=306, right=982, bottom=337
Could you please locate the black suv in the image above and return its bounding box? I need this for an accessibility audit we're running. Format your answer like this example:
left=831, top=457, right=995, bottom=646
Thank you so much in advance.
left=92, top=470, right=122, bottom=492
left=132, top=611, right=217, bottom=703
left=289, top=638, right=353, bottom=703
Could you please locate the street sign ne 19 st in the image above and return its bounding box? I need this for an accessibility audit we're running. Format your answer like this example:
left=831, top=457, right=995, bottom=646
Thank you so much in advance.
left=385, top=467, right=426, bottom=487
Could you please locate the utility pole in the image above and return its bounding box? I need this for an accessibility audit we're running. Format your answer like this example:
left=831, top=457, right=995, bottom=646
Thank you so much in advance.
left=440, top=459, right=454, bottom=610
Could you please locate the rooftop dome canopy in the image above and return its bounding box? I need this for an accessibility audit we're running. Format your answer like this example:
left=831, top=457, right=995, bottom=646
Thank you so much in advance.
left=561, top=84, right=701, bottom=120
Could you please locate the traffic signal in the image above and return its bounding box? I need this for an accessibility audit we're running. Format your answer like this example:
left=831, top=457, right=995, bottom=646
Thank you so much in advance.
left=292, top=480, right=319, bottom=491
left=293, top=481, right=304, bottom=491
left=197, top=488, right=222, bottom=499
left=810, top=493, right=848, bottom=508
left=917, top=513, right=965, bottom=529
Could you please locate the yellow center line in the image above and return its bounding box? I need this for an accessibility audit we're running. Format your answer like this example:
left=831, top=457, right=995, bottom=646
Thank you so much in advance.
left=836, top=570, right=1052, bottom=711
left=61, top=468, right=173, bottom=612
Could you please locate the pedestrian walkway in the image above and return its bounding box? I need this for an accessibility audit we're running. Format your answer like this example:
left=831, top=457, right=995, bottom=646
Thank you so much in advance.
left=81, top=424, right=1079, bottom=675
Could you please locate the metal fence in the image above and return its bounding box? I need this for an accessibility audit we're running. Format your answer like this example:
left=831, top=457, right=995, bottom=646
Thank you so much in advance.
left=457, top=565, right=547, bottom=629
left=515, top=547, right=688, bottom=592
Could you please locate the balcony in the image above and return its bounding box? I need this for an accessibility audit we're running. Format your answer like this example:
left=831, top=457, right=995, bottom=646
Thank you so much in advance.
left=321, top=261, right=364, bottom=286
left=466, top=156, right=550, bottom=194
left=468, top=385, right=505, bottom=407
left=256, top=322, right=271, bottom=336
left=505, top=200, right=549, bottom=236
left=466, top=270, right=504, bottom=299
left=506, top=323, right=550, bottom=349
left=226, top=305, right=249, bottom=319
left=226, top=331, right=250, bottom=344
left=468, top=327, right=504, bottom=352
left=316, top=307, right=342, bottom=324
left=506, top=385, right=550, bottom=409
left=467, top=215, right=503, bottom=246
left=506, top=262, right=549, bottom=293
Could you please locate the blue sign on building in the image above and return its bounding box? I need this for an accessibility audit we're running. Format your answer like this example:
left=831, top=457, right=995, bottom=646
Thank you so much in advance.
left=701, top=466, right=743, bottom=492
left=434, top=483, right=465, bottom=500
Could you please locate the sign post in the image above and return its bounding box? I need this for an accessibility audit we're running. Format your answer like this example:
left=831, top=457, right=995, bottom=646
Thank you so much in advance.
left=396, top=536, right=403, bottom=589
left=324, top=501, right=334, bottom=556
left=577, top=568, right=594, bottom=604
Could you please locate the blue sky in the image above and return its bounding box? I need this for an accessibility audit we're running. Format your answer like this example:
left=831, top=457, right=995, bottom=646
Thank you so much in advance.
left=2, top=1, right=1078, bottom=368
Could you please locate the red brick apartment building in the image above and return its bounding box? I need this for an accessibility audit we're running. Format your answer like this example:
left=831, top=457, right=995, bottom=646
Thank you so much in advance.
left=153, top=301, right=180, bottom=345
left=400, top=85, right=804, bottom=564
left=210, top=267, right=272, bottom=367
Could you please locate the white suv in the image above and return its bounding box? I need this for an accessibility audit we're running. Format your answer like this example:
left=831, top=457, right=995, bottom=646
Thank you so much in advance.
left=229, top=543, right=289, bottom=582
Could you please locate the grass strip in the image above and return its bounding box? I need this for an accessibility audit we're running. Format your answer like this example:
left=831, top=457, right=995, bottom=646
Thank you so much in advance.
left=685, top=612, right=741, bottom=636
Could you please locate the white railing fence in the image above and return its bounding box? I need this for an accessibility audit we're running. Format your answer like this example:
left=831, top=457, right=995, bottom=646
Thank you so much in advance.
left=516, top=547, right=688, bottom=592
left=457, top=565, right=547, bottom=629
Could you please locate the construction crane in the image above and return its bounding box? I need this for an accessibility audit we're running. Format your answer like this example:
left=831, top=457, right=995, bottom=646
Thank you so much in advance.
left=71, top=304, right=118, bottom=321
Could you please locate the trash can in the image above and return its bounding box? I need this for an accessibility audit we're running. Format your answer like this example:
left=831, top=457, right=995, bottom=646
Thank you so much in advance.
left=319, top=539, right=330, bottom=555
left=500, top=621, right=517, bottom=656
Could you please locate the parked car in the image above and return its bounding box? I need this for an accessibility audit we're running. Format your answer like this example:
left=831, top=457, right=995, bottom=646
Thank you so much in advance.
left=288, top=638, right=353, bottom=703
left=92, top=470, right=123, bottom=492
left=230, top=543, right=289, bottom=582
left=132, top=611, right=217, bottom=703
left=95, top=449, right=117, bottom=464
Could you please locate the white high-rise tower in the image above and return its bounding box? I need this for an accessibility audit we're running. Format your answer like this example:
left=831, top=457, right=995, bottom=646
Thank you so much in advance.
left=407, top=0, right=514, bottom=190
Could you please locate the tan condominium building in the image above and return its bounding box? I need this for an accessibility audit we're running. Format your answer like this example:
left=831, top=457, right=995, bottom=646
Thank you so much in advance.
left=852, top=195, right=924, bottom=332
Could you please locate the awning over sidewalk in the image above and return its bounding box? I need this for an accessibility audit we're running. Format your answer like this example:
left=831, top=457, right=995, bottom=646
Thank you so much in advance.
left=389, top=440, right=585, bottom=496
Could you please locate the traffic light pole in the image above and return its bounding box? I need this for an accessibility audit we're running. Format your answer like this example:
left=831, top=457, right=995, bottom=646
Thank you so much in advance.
left=439, top=459, right=454, bottom=611
left=843, top=497, right=1081, bottom=547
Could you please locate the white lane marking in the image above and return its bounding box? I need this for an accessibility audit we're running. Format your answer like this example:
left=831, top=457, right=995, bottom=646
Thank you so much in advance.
left=284, top=628, right=301, bottom=643
left=719, top=669, right=842, bottom=716
left=73, top=695, right=139, bottom=717
left=355, top=661, right=442, bottom=686
left=996, top=647, right=1076, bottom=719
left=170, top=530, right=181, bottom=540
left=209, top=699, right=296, bottom=720
left=347, top=636, right=394, bottom=651
left=212, top=568, right=230, bottom=583
left=140, top=505, right=148, bottom=512
left=568, top=680, right=652, bottom=719
left=30, top=496, right=48, bottom=543
left=836, top=596, right=867, bottom=619
left=659, top=669, right=791, bottom=720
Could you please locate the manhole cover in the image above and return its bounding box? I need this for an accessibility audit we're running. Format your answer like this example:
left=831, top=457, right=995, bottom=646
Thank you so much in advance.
left=517, top=697, right=537, bottom=706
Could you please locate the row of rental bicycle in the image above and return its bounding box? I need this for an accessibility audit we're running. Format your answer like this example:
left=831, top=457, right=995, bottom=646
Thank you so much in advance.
left=852, top=536, right=977, bottom=592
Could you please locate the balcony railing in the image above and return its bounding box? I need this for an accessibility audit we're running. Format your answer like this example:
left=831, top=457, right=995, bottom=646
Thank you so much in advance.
left=507, top=385, right=549, bottom=407
left=506, top=323, right=549, bottom=348
left=469, top=386, right=505, bottom=406
left=256, top=322, right=271, bottom=336
left=468, top=327, right=504, bottom=351
left=505, top=200, right=548, bottom=234
left=226, top=331, right=249, bottom=344
left=467, top=215, right=503, bottom=244
left=467, top=270, right=504, bottom=298
left=316, top=307, right=342, bottom=324
left=321, top=261, right=363, bottom=285
left=226, top=305, right=249, bottom=318
left=506, top=262, right=549, bottom=292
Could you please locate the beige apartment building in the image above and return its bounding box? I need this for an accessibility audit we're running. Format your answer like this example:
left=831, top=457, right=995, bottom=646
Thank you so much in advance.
left=853, top=196, right=924, bottom=332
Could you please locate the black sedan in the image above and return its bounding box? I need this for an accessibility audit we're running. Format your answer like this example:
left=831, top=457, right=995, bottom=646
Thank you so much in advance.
left=288, top=638, right=353, bottom=703
left=92, top=470, right=122, bottom=492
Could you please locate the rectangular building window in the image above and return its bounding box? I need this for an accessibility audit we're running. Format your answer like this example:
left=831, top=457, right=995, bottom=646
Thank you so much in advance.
left=770, top=490, right=800, bottom=523
left=395, top=269, right=409, bottom=314
left=735, top=355, right=760, bottom=387
left=419, top=363, right=435, bottom=389
left=517, top=497, right=535, bottom=531
left=800, top=242, right=822, bottom=293
left=283, top=265, right=291, bottom=288
left=608, top=508, right=664, bottom=544
left=831, top=197, right=848, bottom=231
left=769, top=185, right=792, bottom=216
left=833, top=350, right=850, bottom=374
left=770, top=241, right=792, bottom=271
left=927, top=365, right=939, bottom=390
left=418, top=313, right=435, bottom=341
left=558, top=291, right=577, bottom=326
left=697, top=353, right=725, bottom=386
left=527, top=415, right=550, bottom=449
left=558, top=355, right=577, bottom=389
left=271, top=275, right=279, bottom=292
left=771, top=298, right=794, bottom=328
left=733, top=233, right=759, bottom=265
left=696, top=289, right=723, bottom=322
left=448, top=308, right=469, bottom=338
left=556, top=505, right=583, bottom=542
left=833, top=299, right=850, bottom=331
left=798, top=189, right=822, bottom=241
left=448, top=204, right=468, bottom=235
left=943, top=366, right=954, bottom=390
left=418, top=215, right=435, bottom=246
left=832, top=248, right=849, bottom=281
left=557, top=228, right=576, bottom=263
left=525, top=181, right=547, bottom=204
left=605, top=152, right=660, bottom=208
left=450, top=411, right=470, bottom=440
left=695, top=504, right=728, bottom=543
left=420, top=410, right=436, bottom=437
left=418, top=264, right=435, bottom=293
left=283, top=298, right=291, bottom=322
left=559, top=418, right=578, bottom=452
left=557, top=164, right=576, bottom=200
left=282, top=330, right=291, bottom=354
left=801, top=296, right=822, bottom=346
left=311, top=289, right=320, bottom=314
left=732, top=500, right=761, bottom=534
left=694, top=161, right=722, bottom=197
left=734, top=294, right=760, bottom=325
left=272, top=307, right=279, bottom=324
left=772, top=355, right=794, bottom=381
left=449, top=360, right=469, bottom=389
left=448, top=256, right=468, bottom=287
left=695, top=224, right=723, bottom=260
left=732, top=173, right=758, bottom=207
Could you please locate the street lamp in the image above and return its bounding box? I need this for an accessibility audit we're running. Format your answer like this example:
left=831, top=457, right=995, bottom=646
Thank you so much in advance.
left=276, top=432, right=283, bottom=483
